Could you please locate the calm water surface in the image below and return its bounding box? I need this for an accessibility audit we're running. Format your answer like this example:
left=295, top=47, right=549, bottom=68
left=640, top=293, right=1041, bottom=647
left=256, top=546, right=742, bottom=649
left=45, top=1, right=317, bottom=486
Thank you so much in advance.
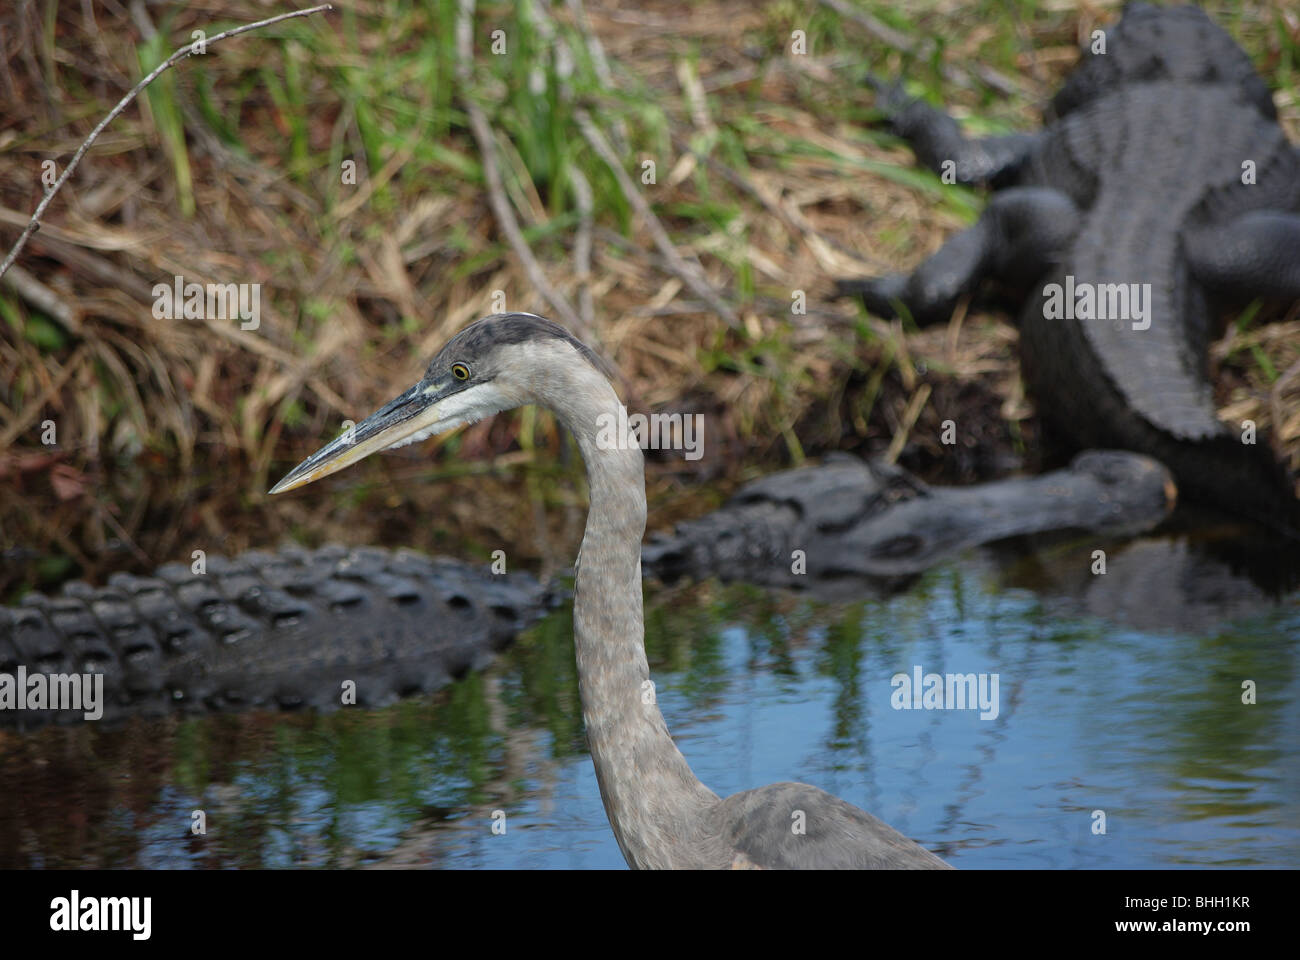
left=2, top=546, right=1297, bottom=868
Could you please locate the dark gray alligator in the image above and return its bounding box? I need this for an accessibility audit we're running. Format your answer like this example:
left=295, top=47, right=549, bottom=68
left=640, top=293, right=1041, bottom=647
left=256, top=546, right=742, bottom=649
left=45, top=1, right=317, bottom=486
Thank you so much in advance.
left=993, top=529, right=1300, bottom=634
left=836, top=4, right=1300, bottom=533
left=0, top=545, right=548, bottom=731
left=642, top=449, right=1174, bottom=597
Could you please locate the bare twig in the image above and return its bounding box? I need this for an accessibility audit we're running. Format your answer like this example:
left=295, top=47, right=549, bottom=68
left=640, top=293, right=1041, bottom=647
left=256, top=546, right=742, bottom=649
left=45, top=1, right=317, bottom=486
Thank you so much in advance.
left=1, top=264, right=80, bottom=333
left=0, top=3, right=334, bottom=282
left=455, top=0, right=583, bottom=333
left=526, top=0, right=738, bottom=328
left=564, top=0, right=629, bottom=154
left=884, top=382, right=931, bottom=464
left=570, top=167, right=596, bottom=340
left=575, top=108, right=739, bottom=328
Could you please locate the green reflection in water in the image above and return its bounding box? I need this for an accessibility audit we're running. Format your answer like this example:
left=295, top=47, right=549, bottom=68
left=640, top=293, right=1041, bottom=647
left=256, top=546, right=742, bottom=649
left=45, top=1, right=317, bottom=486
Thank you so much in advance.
left=1, top=566, right=1296, bottom=869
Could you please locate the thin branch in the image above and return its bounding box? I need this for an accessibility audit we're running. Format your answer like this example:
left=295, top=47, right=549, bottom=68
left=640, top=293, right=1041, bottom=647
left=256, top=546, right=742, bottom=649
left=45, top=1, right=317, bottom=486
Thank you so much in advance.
left=576, top=108, right=739, bottom=329
left=0, top=3, right=334, bottom=282
left=569, top=166, right=596, bottom=339
left=455, top=0, right=583, bottom=334
left=563, top=0, right=628, bottom=154
left=535, top=0, right=737, bottom=331
left=884, top=382, right=931, bottom=465
left=0, top=264, right=80, bottom=333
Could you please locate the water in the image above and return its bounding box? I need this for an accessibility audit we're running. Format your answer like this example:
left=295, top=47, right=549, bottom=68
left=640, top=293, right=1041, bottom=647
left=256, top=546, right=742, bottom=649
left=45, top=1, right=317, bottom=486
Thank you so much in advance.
left=2, top=551, right=1297, bottom=868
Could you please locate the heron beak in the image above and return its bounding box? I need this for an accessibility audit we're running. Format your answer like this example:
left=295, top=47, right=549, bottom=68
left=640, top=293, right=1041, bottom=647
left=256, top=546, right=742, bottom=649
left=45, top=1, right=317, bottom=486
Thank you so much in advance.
left=269, top=377, right=459, bottom=494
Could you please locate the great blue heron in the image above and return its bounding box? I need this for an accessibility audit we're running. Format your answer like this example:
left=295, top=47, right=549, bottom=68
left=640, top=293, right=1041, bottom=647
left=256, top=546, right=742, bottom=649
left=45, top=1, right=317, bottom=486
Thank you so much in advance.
left=271, top=313, right=951, bottom=869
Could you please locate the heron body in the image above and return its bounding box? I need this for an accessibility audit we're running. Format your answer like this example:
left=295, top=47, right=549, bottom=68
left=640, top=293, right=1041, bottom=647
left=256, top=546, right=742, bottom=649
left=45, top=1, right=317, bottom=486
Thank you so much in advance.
left=272, top=313, right=951, bottom=870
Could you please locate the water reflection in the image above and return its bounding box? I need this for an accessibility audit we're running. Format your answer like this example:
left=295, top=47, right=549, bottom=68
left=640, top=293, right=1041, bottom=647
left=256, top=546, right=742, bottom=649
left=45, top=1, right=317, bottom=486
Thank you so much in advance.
left=1, top=561, right=1296, bottom=868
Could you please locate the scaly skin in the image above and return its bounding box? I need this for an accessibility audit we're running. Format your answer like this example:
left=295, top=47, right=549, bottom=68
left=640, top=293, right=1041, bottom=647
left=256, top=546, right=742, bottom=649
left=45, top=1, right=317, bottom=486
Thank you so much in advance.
left=1016, top=80, right=1300, bottom=529
left=837, top=5, right=1300, bottom=532
left=0, top=545, right=548, bottom=730
left=642, top=450, right=1174, bottom=597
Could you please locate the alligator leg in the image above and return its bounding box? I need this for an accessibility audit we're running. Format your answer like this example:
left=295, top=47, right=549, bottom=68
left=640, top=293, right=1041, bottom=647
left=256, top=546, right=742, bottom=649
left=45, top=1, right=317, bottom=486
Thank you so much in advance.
left=835, top=186, right=1080, bottom=325
left=1184, top=211, right=1300, bottom=302
left=872, top=81, right=1040, bottom=186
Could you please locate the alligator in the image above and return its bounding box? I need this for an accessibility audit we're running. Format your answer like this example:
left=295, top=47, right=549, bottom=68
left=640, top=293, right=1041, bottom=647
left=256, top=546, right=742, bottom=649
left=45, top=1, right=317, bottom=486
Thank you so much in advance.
left=642, top=449, right=1174, bottom=597
left=835, top=4, right=1300, bottom=533
left=993, top=530, right=1298, bottom=634
left=0, top=544, right=548, bottom=731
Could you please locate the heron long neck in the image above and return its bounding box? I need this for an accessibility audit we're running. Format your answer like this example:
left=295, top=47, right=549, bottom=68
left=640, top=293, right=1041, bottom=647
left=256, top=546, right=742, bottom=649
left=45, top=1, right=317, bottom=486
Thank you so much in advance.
left=541, top=358, right=718, bottom=869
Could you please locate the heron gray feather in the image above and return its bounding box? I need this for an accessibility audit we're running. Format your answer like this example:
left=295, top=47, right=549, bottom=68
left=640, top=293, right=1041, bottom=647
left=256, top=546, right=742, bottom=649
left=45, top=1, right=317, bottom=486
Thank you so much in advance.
left=271, top=313, right=951, bottom=870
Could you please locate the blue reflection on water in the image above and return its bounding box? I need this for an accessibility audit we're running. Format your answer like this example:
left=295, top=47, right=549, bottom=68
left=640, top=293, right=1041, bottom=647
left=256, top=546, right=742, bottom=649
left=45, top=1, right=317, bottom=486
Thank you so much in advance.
left=6, top=559, right=1297, bottom=869
left=383, top=567, right=1300, bottom=869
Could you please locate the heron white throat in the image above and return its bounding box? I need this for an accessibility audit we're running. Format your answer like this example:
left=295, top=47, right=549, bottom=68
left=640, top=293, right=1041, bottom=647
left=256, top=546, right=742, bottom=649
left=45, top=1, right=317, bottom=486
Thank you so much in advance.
left=269, top=313, right=951, bottom=870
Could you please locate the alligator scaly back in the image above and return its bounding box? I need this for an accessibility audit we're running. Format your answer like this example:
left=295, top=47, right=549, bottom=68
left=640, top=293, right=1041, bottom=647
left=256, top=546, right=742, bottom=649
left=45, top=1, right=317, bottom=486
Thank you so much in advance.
left=0, top=545, right=548, bottom=730
left=836, top=4, right=1300, bottom=532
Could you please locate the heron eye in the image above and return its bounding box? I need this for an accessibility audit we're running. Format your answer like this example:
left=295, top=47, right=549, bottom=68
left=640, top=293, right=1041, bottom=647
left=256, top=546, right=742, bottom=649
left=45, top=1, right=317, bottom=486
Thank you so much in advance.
left=452, top=363, right=470, bottom=381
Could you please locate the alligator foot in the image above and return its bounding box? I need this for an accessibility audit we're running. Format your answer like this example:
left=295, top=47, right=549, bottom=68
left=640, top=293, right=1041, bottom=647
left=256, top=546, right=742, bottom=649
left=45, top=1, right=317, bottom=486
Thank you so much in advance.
left=835, top=187, right=1080, bottom=326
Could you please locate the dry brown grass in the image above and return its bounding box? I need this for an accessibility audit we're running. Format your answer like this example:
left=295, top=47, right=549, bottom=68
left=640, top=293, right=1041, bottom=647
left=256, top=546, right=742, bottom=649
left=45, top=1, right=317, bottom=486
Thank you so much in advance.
left=1, top=0, right=1296, bottom=593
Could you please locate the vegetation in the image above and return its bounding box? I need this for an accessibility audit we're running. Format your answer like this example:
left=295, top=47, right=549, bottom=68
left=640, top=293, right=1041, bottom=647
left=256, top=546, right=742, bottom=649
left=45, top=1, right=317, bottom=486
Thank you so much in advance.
left=1, top=0, right=1296, bottom=596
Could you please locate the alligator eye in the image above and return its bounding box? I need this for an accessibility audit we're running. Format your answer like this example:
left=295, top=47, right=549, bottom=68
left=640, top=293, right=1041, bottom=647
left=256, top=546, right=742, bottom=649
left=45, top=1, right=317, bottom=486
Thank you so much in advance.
left=452, top=363, right=470, bottom=381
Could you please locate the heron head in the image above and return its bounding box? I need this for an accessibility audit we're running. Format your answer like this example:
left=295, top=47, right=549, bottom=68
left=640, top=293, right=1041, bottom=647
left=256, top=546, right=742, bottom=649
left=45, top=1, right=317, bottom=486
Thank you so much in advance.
left=269, top=313, right=605, bottom=494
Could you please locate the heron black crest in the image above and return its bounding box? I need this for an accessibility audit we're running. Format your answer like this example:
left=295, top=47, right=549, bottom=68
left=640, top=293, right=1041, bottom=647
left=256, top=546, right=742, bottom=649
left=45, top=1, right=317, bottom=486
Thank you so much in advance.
left=436, top=313, right=613, bottom=382
left=270, top=314, right=950, bottom=867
